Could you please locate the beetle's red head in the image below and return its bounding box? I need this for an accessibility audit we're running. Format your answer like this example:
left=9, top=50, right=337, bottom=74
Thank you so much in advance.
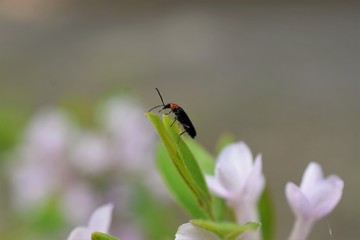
left=169, top=103, right=178, bottom=109
left=160, top=103, right=177, bottom=110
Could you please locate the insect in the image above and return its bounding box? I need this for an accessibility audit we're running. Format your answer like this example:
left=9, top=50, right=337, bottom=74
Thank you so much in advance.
left=148, top=88, right=197, bottom=139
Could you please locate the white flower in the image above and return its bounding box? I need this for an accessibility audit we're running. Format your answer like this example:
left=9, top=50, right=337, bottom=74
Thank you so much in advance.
left=175, top=223, right=220, bottom=240
left=67, top=203, right=114, bottom=240
left=286, top=162, right=344, bottom=240
left=205, top=142, right=264, bottom=240
left=205, top=142, right=265, bottom=224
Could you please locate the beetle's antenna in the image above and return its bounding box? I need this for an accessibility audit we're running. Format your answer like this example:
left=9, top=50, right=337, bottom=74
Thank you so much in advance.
left=148, top=88, right=166, bottom=112
left=155, top=88, right=165, bottom=106
left=148, top=105, right=163, bottom=112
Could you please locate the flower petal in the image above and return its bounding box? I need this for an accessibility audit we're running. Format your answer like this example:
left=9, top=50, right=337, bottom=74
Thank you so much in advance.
left=242, top=154, right=265, bottom=202
left=286, top=182, right=312, bottom=220
left=300, top=162, right=324, bottom=194
left=215, top=142, right=253, bottom=195
left=175, top=223, right=220, bottom=240
left=67, top=227, right=92, bottom=240
left=311, top=175, right=344, bottom=220
left=88, top=203, right=114, bottom=233
left=205, top=175, right=230, bottom=199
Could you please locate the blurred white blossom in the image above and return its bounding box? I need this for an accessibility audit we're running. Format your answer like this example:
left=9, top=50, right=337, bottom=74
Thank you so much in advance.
left=21, top=108, right=74, bottom=161
left=286, top=162, right=344, bottom=240
left=69, top=132, right=111, bottom=174
left=98, top=97, right=155, bottom=172
left=6, top=96, right=160, bottom=234
left=9, top=108, right=74, bottom=208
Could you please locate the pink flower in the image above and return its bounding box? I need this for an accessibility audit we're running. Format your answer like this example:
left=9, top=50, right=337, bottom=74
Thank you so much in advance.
left=286, top=162, right=344, bottom=240
left=205, top=142, right=264, bottom=240
left=67, top=203, right=114, bottom=240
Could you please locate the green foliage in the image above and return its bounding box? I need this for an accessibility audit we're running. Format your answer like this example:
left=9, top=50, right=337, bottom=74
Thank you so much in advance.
left=27, top=198, right=66, bottom=235
left=0, top=106, right=28, bottom=154
left=185, top=139, right=226, bottom=221
left=146, top=113, right=213, bottom=219
left=185, top=138, right=215, bottom=174
left=156, top=144, right=208, bottom=218
left=92, top=232, right=120, bottom=240
left=190, top=219, right=260, bottom=240
left=162, top=115, right=212, bottom=209
left=258, top=187, right=275, bottom=240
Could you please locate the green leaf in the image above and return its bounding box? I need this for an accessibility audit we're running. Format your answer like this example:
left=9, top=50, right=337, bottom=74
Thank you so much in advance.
left=92, top=232, right=120, bottom=240
left=162, top=115, right=212, bottom=202
left=185, top=139, right=226, bottom=221
left=146, top=113, right=213, bottom=219
left=211, top=196, right=227, bottom=222
left=190, top=219, right=260, bottom=240
left=156, top=144, right=208, bottom=218
left=185, top=138, right=215, bottom=174
left=258, top=187, right=275, bottom=240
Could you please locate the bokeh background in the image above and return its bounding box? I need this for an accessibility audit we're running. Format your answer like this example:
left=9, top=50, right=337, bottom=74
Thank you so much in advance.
left=0, top=1, right=359, bottom=239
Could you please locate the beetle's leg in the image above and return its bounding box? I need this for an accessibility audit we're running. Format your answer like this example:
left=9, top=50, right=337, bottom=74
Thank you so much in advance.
left=179, top=130, right=187, bottom=136
left=164, top=109, right=173, bottom=115
left=170, top=116, right=178, bottom=127
left=177, top=130, right=187, bottom=143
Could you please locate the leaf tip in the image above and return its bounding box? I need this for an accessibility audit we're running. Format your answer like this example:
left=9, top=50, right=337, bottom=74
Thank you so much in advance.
left=91, top=231, right=120, bottom=240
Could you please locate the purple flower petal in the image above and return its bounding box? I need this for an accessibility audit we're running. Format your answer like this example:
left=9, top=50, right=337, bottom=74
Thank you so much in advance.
left=242, top=155, right=265, bottom=201
left=205, top=175, right=230, bottom=199
left=312, top=175, right=344, bottom=219
left=300, top=162, right=324, bottom=194
left=286, top=182, right=312, bottom=220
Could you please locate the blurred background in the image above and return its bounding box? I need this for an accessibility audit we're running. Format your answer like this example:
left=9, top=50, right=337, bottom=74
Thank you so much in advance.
left=0, top=1, right=359, bottom=239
